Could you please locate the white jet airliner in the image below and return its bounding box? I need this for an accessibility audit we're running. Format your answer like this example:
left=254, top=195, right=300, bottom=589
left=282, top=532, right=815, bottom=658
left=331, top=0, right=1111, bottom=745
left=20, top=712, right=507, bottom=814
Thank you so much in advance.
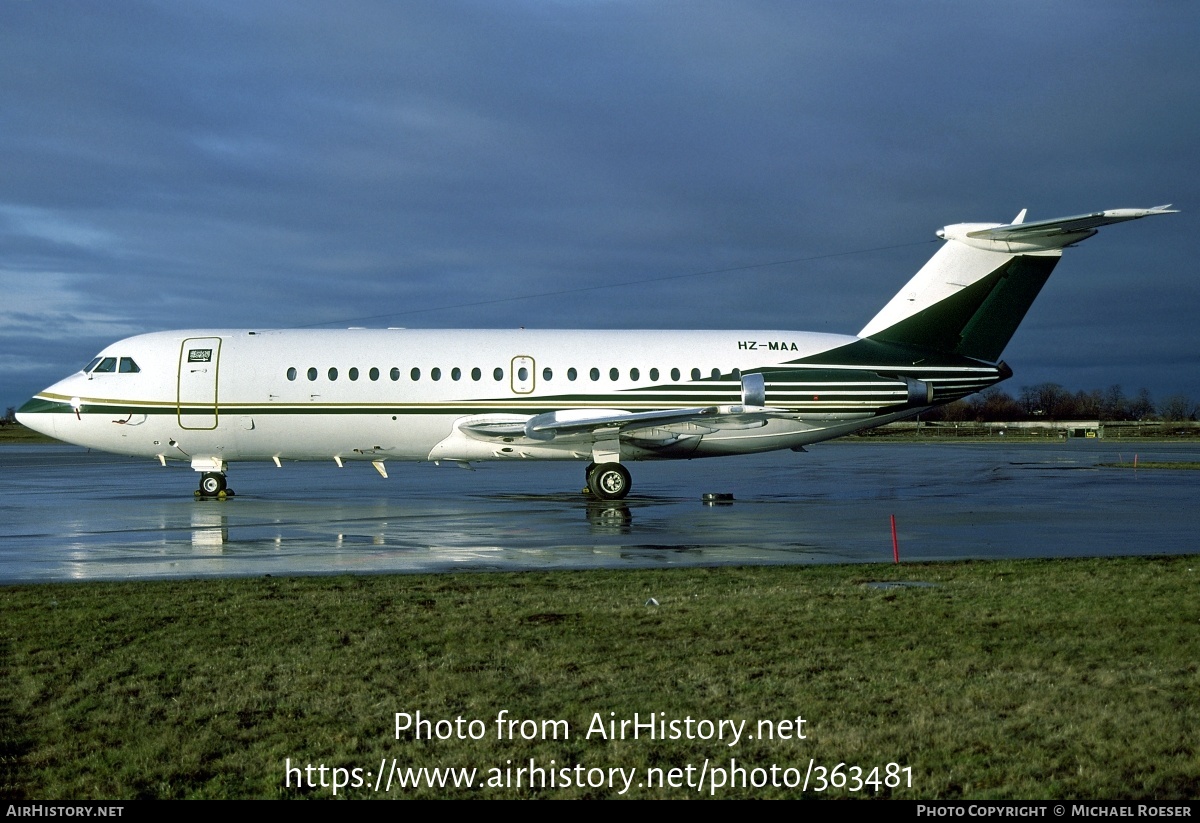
left=18, top=205, right=1175, bottom=500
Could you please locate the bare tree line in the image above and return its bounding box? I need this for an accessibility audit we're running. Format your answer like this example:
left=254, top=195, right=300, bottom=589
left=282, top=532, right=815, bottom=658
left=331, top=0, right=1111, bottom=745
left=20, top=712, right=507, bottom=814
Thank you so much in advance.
left=927, top=384, right=1198, bottom=423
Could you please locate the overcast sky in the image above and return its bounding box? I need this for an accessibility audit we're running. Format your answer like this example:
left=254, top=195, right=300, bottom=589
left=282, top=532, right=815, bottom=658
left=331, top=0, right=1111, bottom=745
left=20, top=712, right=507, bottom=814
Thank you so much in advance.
left=3, top=1, right=1198, bottom=412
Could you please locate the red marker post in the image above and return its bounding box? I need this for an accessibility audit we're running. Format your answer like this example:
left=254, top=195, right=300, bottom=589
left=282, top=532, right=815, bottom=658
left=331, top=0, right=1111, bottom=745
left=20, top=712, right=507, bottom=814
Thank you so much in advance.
left=891, top=514, right=900, bottom=563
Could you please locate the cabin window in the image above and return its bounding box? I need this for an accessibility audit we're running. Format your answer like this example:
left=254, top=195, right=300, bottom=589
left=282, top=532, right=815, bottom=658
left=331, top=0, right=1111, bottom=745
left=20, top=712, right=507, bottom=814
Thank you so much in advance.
left=287, top=367, right=297, bottom=381
left=93, top=357, right=117, bottom=373
left=369, top=367, right=380, bottom=381
left=630, top=368, right=640, bottom=382
left=119, top=357, right=140, bottom=373
left=390, top=367, right=400, bottom=381
left=711, top=368, right=721, bottom=379
left=328, top=367, right=338, bottom=381
left=609, top=368, right=619, bottom=381
left=690, top=368, right=701, bottom=381
left=451, top=367, right=461, bottom=381
left=732, top=368, right=741, bottom=380
left=471, top=367, right=481, bottom=381
left=493, top=367, right=503, bottom=381
left=431, top=367, right=441, bottom=381
left=542, top=367, right=552, bottom=381
left=567, top=367, right=577, bottom=381
left=650, top=368, right=659, bottom=381
left=671, top=368, right=681, bottom=381
left=589, top=367, right=600, bottom=381
left=410, top=367, right=421, bottom=381
left=307, top=367, right=318, bottom=381
left=349, top=367, right=359, bottom=381
left=517, top=366, right=529, bottom=381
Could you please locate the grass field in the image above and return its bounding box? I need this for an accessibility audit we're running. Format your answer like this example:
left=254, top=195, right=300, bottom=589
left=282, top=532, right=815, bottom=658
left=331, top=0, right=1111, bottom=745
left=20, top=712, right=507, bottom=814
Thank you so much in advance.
left=0, top=423, right=55, bottom=444
left=2, top=556, right=1197, bottom=799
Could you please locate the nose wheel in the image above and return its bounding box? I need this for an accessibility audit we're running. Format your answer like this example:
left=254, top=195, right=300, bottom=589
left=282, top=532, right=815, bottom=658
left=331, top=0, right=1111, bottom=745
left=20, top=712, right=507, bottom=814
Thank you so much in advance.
left=196, top=472, right=234, bottom=499
left=585, top=462, right=631, bottom=500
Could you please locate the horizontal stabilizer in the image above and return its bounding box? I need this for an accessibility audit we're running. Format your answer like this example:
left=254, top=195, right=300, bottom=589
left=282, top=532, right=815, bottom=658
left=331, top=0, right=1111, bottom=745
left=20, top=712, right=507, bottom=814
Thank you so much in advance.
left=963, top=205, right=1177, bottom=248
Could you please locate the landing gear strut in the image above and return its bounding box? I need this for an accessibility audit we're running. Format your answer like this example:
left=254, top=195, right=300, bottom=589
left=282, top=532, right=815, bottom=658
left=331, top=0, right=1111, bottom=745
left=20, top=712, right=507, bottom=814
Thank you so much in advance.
left=586, top=462, right=631, bottom=501
left=196, top=472, right=233, bottom=499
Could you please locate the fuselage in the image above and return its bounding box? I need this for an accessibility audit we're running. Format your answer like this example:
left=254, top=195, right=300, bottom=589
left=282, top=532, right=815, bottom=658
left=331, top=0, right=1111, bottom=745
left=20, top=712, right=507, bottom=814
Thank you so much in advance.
left=16, top=204, right=1173, bottom=499
left=17, top=327, right=1000, bottom=469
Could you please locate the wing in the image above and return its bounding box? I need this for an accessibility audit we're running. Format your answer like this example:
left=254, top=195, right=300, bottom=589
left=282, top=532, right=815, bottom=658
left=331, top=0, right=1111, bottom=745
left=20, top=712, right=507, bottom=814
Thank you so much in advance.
left=457, top=373, right=792, bottom=445
left=459, top=403, right=789, bottom=445
left=428, top=371, right=923, bottom=462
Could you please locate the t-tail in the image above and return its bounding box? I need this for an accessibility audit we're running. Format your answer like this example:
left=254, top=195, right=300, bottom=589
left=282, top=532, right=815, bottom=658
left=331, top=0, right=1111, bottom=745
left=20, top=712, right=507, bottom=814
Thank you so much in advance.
left=858, top=206, right=1178, bottom=362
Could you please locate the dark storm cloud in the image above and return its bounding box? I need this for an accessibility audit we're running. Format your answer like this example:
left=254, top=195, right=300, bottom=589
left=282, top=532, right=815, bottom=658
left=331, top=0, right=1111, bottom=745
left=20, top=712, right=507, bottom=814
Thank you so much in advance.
left=2, top=1, right=1197, bottom=409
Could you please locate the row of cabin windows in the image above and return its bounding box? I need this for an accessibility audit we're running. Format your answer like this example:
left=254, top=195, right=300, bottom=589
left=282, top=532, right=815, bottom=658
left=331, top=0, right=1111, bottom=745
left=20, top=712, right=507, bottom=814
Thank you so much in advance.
left=84, top=356, right=140, bottom=374
left=285, top=366, right=725, bottom=383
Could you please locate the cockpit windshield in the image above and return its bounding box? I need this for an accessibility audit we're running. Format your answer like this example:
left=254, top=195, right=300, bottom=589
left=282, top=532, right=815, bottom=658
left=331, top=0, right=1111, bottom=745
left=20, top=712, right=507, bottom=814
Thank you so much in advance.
left=85, top=356, right=139, bottom=374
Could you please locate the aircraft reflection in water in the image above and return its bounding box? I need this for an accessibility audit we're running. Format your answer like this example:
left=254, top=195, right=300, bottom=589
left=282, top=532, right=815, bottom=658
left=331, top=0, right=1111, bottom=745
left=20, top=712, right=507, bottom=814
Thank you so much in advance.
left=18, top=206, right=1175, bottom=500
left=181, top=501, right=633, bottom=550
left=8, top=441, right=1197, bottom=582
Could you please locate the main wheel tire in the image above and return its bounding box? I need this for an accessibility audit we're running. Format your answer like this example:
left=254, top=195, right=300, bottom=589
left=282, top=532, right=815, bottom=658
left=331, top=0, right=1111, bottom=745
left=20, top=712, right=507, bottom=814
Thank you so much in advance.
left=200, top=472, right=226, bottom=496
left=587, top=462, right=631, bottom=500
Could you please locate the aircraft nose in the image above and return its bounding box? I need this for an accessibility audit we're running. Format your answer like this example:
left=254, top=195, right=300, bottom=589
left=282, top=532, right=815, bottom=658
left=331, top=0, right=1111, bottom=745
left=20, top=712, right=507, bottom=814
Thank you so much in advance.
left=16, top=394, right=61, bottom=439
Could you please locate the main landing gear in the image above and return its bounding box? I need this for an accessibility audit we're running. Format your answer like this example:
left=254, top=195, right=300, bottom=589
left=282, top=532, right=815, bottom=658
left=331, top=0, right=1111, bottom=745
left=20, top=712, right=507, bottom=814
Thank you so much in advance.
left=196, top=472, right=234, bottom=499
left=584, top=462, right=632, bottom=501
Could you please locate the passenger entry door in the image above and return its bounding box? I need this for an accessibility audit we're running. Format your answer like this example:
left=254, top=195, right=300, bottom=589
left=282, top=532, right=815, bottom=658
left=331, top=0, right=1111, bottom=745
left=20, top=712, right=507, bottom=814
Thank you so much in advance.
left=178, top=337, right=222, bottom=429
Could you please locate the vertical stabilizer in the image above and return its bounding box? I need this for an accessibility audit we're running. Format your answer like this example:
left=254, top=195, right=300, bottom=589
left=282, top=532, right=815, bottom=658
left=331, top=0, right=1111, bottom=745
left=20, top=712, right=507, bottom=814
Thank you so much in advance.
left=858, top=206, right=1176, bottom=362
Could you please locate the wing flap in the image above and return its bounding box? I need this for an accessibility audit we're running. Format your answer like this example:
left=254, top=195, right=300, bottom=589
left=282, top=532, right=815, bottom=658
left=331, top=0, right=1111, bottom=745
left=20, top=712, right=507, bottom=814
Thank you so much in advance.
left=456, top=414, right=531, bottom=438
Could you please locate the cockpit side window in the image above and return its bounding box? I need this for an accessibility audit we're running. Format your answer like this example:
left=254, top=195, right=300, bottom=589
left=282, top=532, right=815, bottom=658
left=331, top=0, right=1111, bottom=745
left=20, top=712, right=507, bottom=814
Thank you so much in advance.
left=118, top=357, right=140, bottom=373
left=92, top=357, right=117, bottom=373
